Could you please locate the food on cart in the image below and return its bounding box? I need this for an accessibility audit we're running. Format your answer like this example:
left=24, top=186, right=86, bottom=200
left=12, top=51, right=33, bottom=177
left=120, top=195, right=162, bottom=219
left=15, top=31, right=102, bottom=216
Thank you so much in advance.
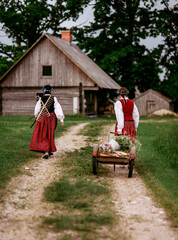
left=115, top=151, right=130, bottom=158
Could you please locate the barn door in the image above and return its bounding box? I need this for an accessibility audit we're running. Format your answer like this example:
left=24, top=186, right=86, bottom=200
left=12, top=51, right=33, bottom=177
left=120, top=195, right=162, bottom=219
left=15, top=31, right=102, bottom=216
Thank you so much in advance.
left=146, top=100, right=156, bottom=114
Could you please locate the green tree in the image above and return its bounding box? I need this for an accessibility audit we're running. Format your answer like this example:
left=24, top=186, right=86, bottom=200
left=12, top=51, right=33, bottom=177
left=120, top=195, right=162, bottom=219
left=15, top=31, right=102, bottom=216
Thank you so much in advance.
left=73, top=0, right=176, bottom=98
left=0, top=56, right=13, bottom=78
left=155, top=1, right=178, bottom=100
left=0, top=0, right=49, bottom=48
left=0, top=0, right=90, bottom=77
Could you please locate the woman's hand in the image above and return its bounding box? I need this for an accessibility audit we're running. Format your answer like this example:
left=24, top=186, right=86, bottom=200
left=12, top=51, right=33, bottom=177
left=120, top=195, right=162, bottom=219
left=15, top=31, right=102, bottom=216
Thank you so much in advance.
left=116, top=130, right=122, bottom=135
left=61, top=122, right=64, bottom=127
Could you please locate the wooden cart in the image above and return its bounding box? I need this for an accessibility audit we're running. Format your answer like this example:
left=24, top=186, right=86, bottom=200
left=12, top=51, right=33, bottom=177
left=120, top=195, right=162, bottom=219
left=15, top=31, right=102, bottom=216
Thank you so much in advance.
left=92, top=132, right=136, bottom=178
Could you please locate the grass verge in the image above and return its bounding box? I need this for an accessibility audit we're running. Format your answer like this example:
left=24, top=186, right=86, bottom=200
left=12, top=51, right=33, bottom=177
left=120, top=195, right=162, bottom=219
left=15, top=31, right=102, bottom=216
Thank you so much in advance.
left=136, top=121, right=178, bottom=227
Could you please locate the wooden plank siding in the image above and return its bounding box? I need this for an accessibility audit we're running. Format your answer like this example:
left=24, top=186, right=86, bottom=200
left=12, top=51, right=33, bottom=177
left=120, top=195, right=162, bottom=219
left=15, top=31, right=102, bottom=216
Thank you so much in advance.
left=1, top=87, right=83, bottom=115
left=1, top=38, right=95, bottom=88
left=1, top=86, right=98, bottom=115
left=133, top=90, right=173, bottom=116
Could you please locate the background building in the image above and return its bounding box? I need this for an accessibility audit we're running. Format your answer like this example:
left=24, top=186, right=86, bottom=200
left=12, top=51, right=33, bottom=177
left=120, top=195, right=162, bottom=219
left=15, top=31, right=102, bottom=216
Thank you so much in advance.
left=0, top=32, right=120, bottom=115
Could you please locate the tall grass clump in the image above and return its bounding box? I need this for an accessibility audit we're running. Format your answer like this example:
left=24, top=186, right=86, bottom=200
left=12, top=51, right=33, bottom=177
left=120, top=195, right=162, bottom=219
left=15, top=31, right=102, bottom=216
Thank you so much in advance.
left=44, top=178, right=109, bottom=204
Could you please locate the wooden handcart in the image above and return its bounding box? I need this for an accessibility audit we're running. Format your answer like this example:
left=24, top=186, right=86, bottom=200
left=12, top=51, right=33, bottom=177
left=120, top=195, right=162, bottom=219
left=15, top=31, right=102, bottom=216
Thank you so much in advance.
left=92, top=132, right=136, bottom=178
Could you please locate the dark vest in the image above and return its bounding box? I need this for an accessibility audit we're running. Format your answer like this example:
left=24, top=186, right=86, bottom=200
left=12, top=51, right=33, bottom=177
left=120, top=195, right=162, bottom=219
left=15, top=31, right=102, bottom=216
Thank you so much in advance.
left=119, top=99, right=134, bottom=121
left=41, top=95, right=54, bottom=113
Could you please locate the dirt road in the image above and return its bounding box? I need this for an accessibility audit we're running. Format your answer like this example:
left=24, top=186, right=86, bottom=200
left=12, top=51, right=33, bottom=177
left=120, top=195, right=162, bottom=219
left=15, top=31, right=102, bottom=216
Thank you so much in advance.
left=0, top=123, right=177, bottom=240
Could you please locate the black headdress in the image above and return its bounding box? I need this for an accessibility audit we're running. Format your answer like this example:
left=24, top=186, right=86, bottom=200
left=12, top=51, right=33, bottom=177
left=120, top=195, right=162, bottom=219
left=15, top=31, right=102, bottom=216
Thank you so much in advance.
left=42, top=85, right=53, bottom=94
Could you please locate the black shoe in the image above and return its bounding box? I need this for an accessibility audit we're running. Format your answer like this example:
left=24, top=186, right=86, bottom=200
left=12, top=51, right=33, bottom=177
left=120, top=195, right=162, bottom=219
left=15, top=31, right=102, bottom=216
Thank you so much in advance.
left=43, top=154, right=49, bottom=159
left=49, top=152, right=53, bottom=156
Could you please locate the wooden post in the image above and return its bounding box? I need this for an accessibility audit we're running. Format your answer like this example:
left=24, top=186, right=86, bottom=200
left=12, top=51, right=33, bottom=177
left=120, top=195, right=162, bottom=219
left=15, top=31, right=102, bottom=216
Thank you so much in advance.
left=79, top=82, right=83, bottom=113
left=94, top=94, right=97, bottom=114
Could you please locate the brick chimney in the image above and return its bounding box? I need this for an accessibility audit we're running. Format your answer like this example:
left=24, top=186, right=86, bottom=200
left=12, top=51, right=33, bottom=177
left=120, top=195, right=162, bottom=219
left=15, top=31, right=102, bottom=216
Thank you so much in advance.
left=61, top=30, right=72, bottom=43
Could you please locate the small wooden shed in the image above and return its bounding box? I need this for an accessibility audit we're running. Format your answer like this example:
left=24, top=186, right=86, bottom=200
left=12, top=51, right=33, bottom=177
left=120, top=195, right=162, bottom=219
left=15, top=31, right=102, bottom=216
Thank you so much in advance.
left=133, top=89, right=174, bottom=116
left=0, top=32, right=120, bottom=115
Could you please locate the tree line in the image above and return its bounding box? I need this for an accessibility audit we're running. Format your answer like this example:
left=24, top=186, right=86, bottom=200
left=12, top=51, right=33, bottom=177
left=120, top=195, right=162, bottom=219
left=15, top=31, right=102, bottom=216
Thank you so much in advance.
left=0, top=0, right=177, bottom=100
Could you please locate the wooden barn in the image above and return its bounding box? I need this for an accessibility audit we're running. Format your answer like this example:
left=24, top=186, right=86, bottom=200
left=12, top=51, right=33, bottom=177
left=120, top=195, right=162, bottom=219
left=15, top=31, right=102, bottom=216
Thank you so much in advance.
left=133, top=89, right=174, bottom=116
left=0, top=31, right=120, bottom=115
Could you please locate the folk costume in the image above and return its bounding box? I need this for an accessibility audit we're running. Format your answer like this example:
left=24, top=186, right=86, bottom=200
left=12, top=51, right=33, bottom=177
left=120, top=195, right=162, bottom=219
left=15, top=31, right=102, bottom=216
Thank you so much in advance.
left=114, top=88, right=139, bottom=141
left=29, top=85, right=64, bottom=159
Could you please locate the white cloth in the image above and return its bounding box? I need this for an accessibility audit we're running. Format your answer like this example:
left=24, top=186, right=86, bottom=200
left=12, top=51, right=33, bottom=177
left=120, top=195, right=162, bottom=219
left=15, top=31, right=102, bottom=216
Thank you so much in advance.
left=34, top=96, right=64, bottom=122
left=114, top=97, right=139, bottom=132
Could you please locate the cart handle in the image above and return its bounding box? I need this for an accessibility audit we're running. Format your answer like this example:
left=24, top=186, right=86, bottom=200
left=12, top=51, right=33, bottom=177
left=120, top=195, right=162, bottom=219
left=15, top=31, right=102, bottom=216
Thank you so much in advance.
left=108, top=131, right=122, bottom=141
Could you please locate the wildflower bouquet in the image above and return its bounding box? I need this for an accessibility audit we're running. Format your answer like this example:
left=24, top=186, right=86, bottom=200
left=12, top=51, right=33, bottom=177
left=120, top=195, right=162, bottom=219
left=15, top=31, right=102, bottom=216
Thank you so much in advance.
left=99, top=142, right=114, bottom=154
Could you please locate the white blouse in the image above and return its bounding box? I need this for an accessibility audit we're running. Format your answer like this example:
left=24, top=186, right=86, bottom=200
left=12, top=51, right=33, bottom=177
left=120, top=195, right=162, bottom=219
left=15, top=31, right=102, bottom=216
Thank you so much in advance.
left=34, top=96, right=65, bottom=122
left=114, top=97, right=139, bottom=132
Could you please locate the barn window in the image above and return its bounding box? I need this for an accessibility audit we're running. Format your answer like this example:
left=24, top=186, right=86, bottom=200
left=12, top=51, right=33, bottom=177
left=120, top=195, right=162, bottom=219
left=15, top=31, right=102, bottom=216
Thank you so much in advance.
left=42, top=65, right=52, bottom=76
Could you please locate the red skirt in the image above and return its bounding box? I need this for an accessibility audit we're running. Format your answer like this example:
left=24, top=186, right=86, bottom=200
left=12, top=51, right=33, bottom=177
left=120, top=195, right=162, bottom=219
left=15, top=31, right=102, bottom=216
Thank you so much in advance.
left=115, top=121, right=136, bottom=141
left=29, top=112, right=57, bottom=153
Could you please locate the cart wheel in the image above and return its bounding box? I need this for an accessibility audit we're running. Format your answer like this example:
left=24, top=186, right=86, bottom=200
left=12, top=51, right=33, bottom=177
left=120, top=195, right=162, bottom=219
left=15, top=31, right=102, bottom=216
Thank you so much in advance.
left=128, top=159, right=134, bottom=178
left=92, top=156, right=97, bottom=175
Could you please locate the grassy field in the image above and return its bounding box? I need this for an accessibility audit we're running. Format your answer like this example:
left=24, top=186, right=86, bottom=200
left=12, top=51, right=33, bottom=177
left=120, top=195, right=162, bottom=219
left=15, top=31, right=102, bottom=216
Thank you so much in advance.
left=0, top=115, right=177, bottom=231
left=136, top=120, right=178, bottom=227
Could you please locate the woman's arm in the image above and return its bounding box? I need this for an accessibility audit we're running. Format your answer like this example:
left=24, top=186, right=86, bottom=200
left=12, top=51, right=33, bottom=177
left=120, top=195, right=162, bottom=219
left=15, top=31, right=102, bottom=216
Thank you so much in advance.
left=54, top=97, right=65, bottom=122
left=133, top=103, right=139, bottom=129
left=114, top=101, right=124, bottom=132
left=34, top=99, right=41, bottom=117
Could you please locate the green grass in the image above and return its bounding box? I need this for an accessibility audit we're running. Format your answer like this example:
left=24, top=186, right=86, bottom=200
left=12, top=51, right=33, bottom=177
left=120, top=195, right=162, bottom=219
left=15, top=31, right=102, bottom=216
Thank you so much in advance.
left=136, top=121, right=178, bottom=227
left=0, top=114, right=90, bottom=191
left=43, top=213, right=113, bottom=232
left=44, top=178, right=109, bottom=203
left=0, top=116, right=39, bottom=190
left=140, top=114, right=178, bottom=120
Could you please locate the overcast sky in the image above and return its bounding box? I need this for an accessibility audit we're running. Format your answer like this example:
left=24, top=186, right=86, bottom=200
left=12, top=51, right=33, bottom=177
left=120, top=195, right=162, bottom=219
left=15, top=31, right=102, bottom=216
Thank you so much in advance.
left=0, top=0, right=176, bottom=49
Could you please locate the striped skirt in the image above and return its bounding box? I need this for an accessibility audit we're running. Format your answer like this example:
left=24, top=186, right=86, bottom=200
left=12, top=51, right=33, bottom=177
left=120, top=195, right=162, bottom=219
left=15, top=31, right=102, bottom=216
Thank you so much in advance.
left=115, top=120, right=136, bottom=141
left=29, top=112, right=57, bottom=153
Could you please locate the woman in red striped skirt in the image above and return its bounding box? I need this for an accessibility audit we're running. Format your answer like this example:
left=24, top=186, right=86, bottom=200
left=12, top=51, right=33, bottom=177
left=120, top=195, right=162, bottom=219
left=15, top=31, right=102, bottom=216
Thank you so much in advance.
left=114, top=87, right=139, bottom=142
left=29, top=85, right=64, bottom=159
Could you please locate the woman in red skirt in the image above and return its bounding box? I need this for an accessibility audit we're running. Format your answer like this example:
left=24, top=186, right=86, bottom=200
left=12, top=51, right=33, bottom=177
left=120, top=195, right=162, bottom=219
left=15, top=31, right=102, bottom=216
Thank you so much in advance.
left=29, top=85, right=64, bottom=159
left=114, top=87, right=139, bottom=141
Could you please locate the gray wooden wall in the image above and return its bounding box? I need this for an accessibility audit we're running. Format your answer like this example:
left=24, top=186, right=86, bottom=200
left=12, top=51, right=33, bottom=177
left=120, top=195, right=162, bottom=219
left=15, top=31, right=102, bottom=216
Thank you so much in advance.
left=134, top=91, right=171, bottom=116
left=1, top=87, right=81, bottom=115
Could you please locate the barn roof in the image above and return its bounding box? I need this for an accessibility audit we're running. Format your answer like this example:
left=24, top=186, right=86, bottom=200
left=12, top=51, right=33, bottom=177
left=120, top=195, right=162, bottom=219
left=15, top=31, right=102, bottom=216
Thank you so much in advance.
left=133, top=89, right=173, bottom=103
left=0, top=33, right=120, bottom=90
